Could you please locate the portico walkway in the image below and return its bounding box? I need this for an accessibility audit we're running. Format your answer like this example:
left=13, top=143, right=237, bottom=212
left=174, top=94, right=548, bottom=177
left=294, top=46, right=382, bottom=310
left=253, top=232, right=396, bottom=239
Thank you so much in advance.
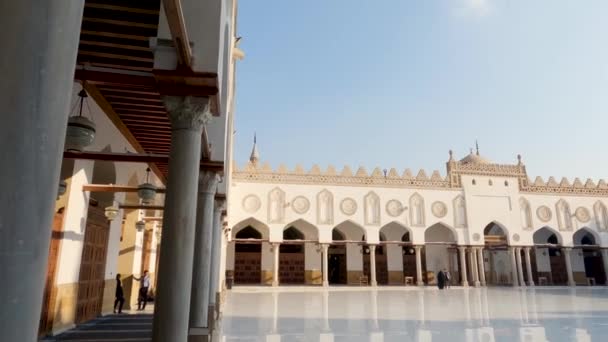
left=43, top=312, right=153, bottom=341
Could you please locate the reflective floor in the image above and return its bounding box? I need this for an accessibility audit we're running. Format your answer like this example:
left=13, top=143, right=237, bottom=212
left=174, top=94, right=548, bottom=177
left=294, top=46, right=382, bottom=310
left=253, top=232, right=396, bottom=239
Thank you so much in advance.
left=218, top=287, right=608, bottom=342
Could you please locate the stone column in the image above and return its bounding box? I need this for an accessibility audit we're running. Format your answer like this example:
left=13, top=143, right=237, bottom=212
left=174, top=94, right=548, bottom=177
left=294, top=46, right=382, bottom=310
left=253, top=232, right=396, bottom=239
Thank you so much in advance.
left=524, top=247, right=535, bottom=286
left=369, top=245, right=378, bottom=286
left=0, top=1, right=84, bottom=340
left=458, top=246, right=469, bottom=287
left=189, top=171, right=219, bottom=329
left=476, top=247, right=486, bottom=286
left=152, top=96, right=210, bottom=342
left=208, top=199, right=226, bottom=327
left=602, top=249, right=608, bottom=286
left=322, top=244, right=330, bottom=287
left=272, top=243, right=280, bottom=286
left=415, top=246, right=424, bottom=286
left=469, top=248, right=480, bottom=287
left=515, top=247, right=526, bottom=287
left=563, top=247, right=576, bottom=286
left=510, top=247, right=519, bottom=286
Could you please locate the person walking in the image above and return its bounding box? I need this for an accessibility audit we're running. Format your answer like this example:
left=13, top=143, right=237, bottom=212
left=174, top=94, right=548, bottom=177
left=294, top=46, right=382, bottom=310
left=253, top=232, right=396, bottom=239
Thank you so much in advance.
left=444, top=269, right=451, bottom=289
left=437, top=270, right=445, bottom=290
left=113, top=273, right=125, bottom=314
left=133, top=270, right=150, bottom=311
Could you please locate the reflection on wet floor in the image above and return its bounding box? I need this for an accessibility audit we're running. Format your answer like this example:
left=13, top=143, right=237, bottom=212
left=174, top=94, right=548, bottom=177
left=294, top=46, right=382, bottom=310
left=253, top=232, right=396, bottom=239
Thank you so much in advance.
left=218, top=287, right=608, bottom=342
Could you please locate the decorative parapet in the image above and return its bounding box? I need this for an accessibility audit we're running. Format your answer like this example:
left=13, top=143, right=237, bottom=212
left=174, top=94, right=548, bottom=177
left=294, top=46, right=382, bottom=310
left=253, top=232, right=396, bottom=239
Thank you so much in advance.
left=446, top=158, right=529, bottom=189
left=233, top=163, right=451, bottom=189
left=523, top=176, right=608, bottom=197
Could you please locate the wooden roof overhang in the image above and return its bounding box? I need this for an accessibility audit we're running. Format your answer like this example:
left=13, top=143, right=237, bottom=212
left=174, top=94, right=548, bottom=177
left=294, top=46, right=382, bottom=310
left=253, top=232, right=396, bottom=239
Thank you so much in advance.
left=75, top=0, right=222, bottom=183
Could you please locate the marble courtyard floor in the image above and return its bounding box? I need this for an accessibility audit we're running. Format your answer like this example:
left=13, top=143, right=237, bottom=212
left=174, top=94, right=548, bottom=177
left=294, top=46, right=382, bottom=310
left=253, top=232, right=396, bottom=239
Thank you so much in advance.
left=219, top=287, right=608, bottom=342
left=45, top=287, right=608, bottom=341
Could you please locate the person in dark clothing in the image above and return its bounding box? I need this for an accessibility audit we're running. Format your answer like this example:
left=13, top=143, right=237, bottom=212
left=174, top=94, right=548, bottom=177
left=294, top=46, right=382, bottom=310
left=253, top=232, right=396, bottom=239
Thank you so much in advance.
left=437, top=270, right=445, bottom=290
left=134, top=270, right=150, bottom=311
left=444, top=269, right=451, bottom=289
left=113, top=273, right=124, bottom=314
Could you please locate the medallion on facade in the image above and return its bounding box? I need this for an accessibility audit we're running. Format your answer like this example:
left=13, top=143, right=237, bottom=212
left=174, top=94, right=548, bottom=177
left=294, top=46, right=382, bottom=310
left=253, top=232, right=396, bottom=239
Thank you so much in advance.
left=536, top=205, right=552, bottom=222
left=291, top=196, right=310, bottom=214
left=242, top=194, right=261, bottom=213
left=512, top=233, right=521, bottom=242
left=472, top=233, right=481, bottom=242
left=575, top=207, right=591, bottom=222
left=340, top=198, right=357, bottom=216
left=431, top=201, right=447, bottom=218
left=386, top=199, right=404, bottom=217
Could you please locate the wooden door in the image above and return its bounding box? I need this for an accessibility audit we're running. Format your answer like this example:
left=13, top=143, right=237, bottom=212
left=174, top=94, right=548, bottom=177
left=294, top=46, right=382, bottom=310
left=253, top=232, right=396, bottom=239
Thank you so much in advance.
left=364, top=253, right=388, bottom=285
left=550, top=253, right=568, bottom=285
left=75, top=205, right=110, bottom=324
left=234, top=251, right=262, bottom=284
left=141, top=229, right=152, bottom=274
left=279, top=252, right=305, bottom=284
left=403, top=254, right=417, bottom=283
left=38, top=209, right=64, bottom=336
left=329, top=246, right=347, bottom=284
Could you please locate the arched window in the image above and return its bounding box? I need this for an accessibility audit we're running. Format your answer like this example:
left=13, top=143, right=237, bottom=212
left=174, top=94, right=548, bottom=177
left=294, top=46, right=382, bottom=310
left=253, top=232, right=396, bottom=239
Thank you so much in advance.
left=594, top=201, right=608, bottom=231
left=317, top=189, right=334, bottom=225
left=409, top=193, right=425, bottom=227
left=519, top=198, right=532, bottom=230
left=556, top=199, right=572, bottom=231
left=268, top=187, right=285, bottom=223
left=364, top=191, right=380, bottom=225
left=453, top=195, right=467, bottom=228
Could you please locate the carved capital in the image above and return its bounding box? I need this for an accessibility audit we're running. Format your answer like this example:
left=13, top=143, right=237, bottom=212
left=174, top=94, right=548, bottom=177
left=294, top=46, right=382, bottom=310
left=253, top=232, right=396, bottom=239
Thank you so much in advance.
left=198, top=170, right=220, bottom=194
left=214, top=198, right=226, bottom=212
left=163, top=96, right=212, bottom=130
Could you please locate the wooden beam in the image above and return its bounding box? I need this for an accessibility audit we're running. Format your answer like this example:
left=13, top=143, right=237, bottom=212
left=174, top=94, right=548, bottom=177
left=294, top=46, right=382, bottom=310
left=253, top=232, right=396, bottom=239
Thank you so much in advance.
left=109, top=102, right=165, bottom=109
left=80, top=40, right=152, bottom=52
left=161, top=0, right=192, bottom=68
left=120, top=204, right=164, bottom=210
left=81, top=29, right=149, bottom=41
left=75, top=69, right=156, bottom=87
left=85, top=3, right=160, bottom=15
left=63, top=150, right=225, bottom=172
left=79, top=50, right=153, bottom=63
left=83, top=17, right=158, bottom=29
left=143, top=217, right=164, bottom=222
left=83, top=184, right=166, bottom=194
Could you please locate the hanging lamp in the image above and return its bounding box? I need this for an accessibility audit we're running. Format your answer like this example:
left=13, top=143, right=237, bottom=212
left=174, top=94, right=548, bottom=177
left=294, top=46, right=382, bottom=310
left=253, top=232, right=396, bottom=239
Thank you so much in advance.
left=137, top=167, right=157, bottom=204
left=135, top=220, right=146, bottom=232
left=65, top=85, right=96, bottom=151
left=57, top=179, right=67, bottom=199
left=104, top=201, right=120, bottom=221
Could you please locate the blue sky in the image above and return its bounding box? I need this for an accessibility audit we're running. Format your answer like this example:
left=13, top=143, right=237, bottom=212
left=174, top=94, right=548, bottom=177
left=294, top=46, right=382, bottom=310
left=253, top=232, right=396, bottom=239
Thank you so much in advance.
left=233, top=0, right=608, bottom=181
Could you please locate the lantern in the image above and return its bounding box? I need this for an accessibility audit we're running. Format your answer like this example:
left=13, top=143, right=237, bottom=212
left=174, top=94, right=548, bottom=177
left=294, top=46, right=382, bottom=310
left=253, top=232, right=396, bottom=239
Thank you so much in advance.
left=65, top=89, right=96, bottom=151
left=138, top=168, right=157, bottom=204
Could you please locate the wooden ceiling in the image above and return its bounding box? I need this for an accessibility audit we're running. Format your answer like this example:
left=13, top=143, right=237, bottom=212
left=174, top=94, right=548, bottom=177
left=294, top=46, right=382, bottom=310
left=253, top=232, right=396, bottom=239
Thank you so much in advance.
left=76, top=0, right=170, bottom=178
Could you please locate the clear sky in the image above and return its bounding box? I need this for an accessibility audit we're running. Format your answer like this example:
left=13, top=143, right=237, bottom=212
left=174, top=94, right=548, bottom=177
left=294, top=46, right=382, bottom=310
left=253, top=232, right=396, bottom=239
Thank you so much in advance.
left=233, top=0, right=608, bottom=181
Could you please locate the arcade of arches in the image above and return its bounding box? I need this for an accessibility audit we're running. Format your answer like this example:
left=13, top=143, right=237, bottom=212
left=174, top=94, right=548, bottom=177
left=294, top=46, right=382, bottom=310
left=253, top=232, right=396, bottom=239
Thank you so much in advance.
left=227, top=221, right=608, bottom=287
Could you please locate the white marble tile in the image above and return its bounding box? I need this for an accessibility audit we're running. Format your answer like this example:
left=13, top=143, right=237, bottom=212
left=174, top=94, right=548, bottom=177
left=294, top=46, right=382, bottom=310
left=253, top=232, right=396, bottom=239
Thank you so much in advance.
left=217, top=287, right=608, bottom=342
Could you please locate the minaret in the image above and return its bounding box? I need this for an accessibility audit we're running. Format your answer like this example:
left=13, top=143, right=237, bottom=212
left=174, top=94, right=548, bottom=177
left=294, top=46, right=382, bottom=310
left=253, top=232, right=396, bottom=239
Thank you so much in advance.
left=476, top=140, right=480, bottom=156
left=249, top=132, right=259, bottom=166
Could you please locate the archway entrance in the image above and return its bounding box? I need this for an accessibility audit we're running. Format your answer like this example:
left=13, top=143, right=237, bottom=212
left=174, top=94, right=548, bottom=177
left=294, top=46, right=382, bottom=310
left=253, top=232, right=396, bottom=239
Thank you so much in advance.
left=234, top=227, right=263, bottom=284
left=328, top=229, right=347, bottom=285
left=363, top=234, right=388, bottom=285
left=533, top=227, right=567, bottom=285
left=424, top=223, right=457, bottom=285
left=483, top=223, right=512, bottom=285
left=401, top=232, right=418, bottom=284
left=279, top=227, right=305, bottom=284
left=573, top=228, right=605, bottom=285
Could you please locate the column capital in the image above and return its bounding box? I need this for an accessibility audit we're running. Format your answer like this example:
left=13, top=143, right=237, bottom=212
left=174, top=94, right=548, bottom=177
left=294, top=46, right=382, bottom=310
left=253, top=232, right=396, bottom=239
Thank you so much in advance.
left=414, top=245, right=423, bottom=251
left=198, top=170, right=220, bottom=194
left=163, top=96, right=211, bottom=130
left=458, top=245, right=467, bottom=252
left=214, top=198, right=226, bottom=212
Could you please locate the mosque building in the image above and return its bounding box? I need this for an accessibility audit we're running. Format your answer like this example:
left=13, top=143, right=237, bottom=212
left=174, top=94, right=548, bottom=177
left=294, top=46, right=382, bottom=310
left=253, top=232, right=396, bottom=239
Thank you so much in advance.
left=224, top=140, right=608, bottom=288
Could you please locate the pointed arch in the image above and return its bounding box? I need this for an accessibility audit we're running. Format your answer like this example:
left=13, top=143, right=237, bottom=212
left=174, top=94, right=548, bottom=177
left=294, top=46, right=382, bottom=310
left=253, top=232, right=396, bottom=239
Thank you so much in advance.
left=555, top=199, right=572, bottom=231
left=594, top=201, right=608, bottom=231
left=283, top=219, right=319, bottom=240
left=573, top=227, right=600, bottom=246
left=235, top=226, right=263, bottom=239
left=364, top=191, right=381, bottom=226
left=333, top=220, right=366, bottom=241
left=519, top=197, right=533, bottom=230
left=533, top=226, right=562, bottom=245
left=268, top=187, right=285, bottom=224
left=316, top=189, right=334, bottom=225
left=232, top=217, right=270, bottom=239
left=283, top=227, right=305, bottom=240
left=380, top=221, right=412, bottom=242
left=424, top=222, right=457, bottom=243
left=483, top=221, right=509, bottom=245
left=453, top=195, right=467, bottom=228
left=409, top=193, right=425, bottom=227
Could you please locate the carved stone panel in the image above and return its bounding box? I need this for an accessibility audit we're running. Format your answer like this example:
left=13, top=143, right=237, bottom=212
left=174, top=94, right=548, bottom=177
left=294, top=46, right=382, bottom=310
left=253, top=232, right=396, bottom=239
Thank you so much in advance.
left=340, top=198, right=357, bottom=216
left=431, top=201, right=447, bottom=218
left=536, top=206, right=552, bottom=222
left=556, top=199, right=573, bottom=231
left=409, top=193, right=425, bottom=227
left=385, top=199, right=403, bottom=217
left=453, top=195, right=467, bottom=228
left=594, top=201, right=608, bottom=231
left=292, top=196, right=310, bottom=214
left=317, top=189, right=334, bottom=225
left=242, top=194, right=261, bottom=214
left=364, top=192, right=381, bottom=226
